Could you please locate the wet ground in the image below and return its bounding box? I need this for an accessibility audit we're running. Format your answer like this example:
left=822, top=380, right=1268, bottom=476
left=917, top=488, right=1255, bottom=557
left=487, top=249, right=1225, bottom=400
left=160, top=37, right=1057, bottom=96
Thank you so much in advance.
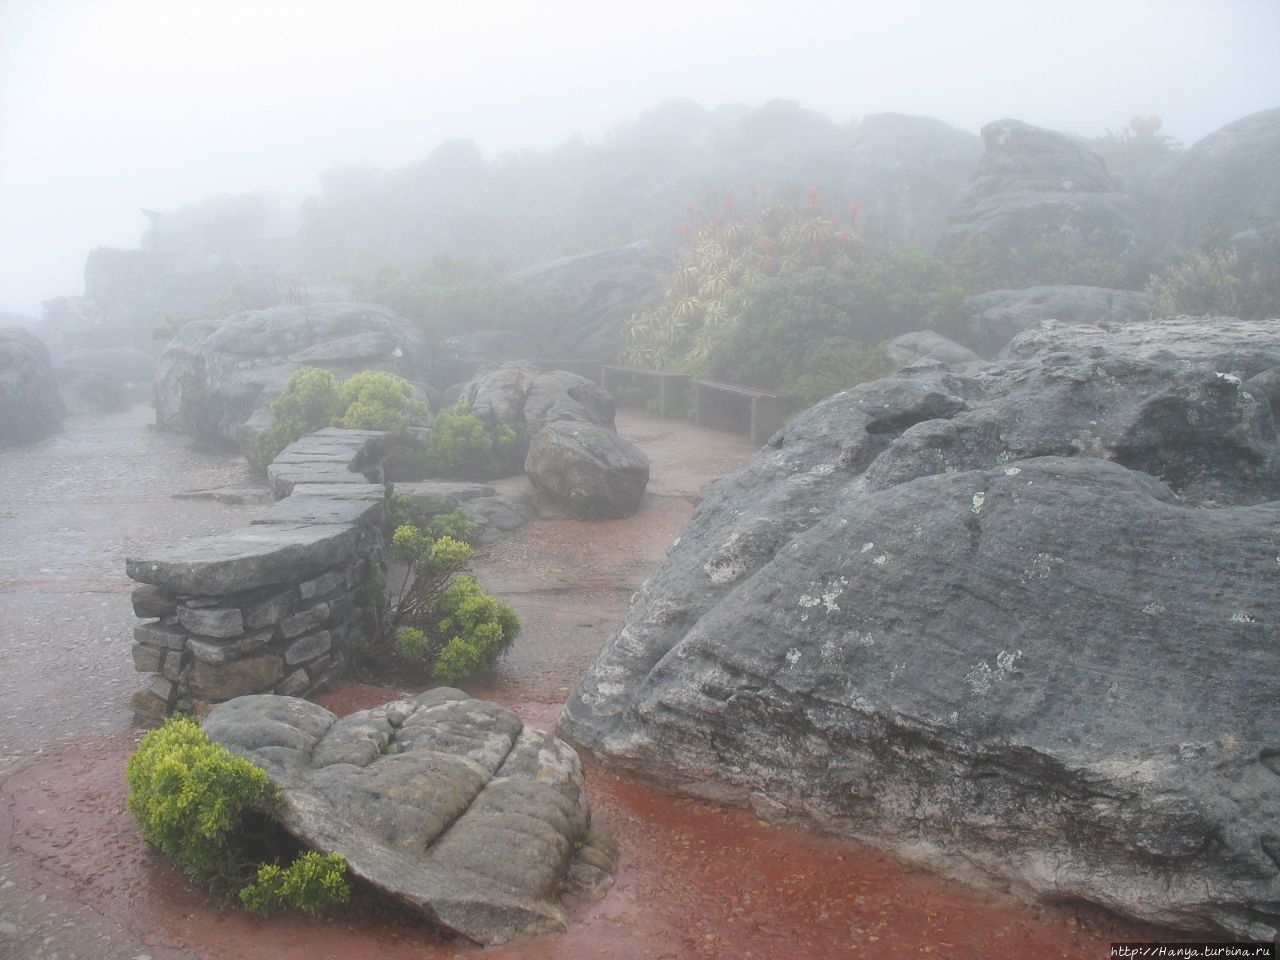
left=0, top=404, right=1174, bottom=958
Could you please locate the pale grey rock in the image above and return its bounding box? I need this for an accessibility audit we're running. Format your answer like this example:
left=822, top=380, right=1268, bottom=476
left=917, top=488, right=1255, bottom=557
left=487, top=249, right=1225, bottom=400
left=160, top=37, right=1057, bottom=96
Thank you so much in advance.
left=126, top=522, right=360, bottom=595
left=563, top=315, right=1280, bottom=940
left=961, top=285, right=1156, bottom=357
left=506, top=244, right=671, bottom=362
left=884, top=330, right=982, bottom=368
left=462, top=361, right=541, bottom=433
left=0, top=327, right=64, bottom=445
left=176, top=604, right=244, bottom=638
left=525, top=421, right=649, bottom=519
left=522, top=371, right=616, bottom=437
left=203, top=690, right=614, bottom=945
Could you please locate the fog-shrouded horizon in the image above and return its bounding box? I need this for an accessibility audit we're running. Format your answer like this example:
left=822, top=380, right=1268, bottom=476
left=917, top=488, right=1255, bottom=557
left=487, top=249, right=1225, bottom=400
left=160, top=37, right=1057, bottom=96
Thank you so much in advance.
left=1, top=0, right=1277, bottom=317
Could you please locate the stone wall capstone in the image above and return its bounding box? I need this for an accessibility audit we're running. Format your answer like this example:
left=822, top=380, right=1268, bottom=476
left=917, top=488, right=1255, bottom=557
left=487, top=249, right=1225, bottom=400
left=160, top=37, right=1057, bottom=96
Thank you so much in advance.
left=125, top=427, right=392, bottom=719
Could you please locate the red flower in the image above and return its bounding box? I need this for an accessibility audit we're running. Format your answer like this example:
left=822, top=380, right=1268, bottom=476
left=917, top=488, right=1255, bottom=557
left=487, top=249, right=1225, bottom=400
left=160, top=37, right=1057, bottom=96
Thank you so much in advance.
left=685, top=202, right=699, bottom=215
left=806, top=186, right=820, bottom=207
left=847, top=200, right=861, bottom=220
left=723, top=193, right=736, bottom=210
left=675, top=223, right=691, bottom=238
left=809, top=245, right=822, bottom=261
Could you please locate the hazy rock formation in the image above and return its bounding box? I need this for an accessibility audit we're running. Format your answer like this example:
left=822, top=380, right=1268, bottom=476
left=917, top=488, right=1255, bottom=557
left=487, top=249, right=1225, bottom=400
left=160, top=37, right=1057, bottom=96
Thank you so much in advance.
left=525, top=420, right=650, bottom=520
left=883, top=330, right=981, bottom=369
left=562, top=316, right=1280, bottom=939
left=960, top=285, right=1155, bottom=357
left=844, top=113, right=982, bottom=251
left=1148, top=107, right=1280, bottom=253
left=0, top=327, right=65, bottom=445
left=153, top=303, right=425, bottom=450
left=204, top=689, right=616, bottom=945
left=938, top=119, right=1142, bottom=281
left=506, top=244, right=670, bottom=361
left=522, top=369, right=617, bottom=437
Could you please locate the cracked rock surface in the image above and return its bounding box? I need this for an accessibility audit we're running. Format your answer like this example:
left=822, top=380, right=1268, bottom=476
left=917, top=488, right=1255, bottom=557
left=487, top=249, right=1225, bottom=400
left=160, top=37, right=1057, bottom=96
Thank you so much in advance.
left=204, top=688, right=615, bottom=945
left=561, top=316, right=1280, bottom=939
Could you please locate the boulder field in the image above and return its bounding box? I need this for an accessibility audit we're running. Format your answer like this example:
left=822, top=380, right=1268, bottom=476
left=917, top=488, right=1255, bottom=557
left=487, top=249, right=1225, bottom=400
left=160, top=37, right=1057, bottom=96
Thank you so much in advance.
left=562, top=316, right=1280, bottom=939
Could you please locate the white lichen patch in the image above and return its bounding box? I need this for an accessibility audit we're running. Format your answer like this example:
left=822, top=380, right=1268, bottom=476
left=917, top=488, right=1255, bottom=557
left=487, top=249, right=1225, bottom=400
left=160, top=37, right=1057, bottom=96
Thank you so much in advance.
left=861, top=542, right=875, bottom=553
left=784, top=648, right=802, bottom=668
left=1142, top=602, right=1167, bottom=616
left=872, top=554, right=889, bottom=566
left=1004, top=466, right=1022, bottom=476
left=965, top=649, right=1023, bottom=695
left=1229, top=612, right=1258, bottom=625
left=971, top=491, right=986, bottom=514
left=1021, top=552, right=1061, bottom=582
left=889, top=661, right=905, bottom=682
left=1216, top=371, right=1242, bottom=386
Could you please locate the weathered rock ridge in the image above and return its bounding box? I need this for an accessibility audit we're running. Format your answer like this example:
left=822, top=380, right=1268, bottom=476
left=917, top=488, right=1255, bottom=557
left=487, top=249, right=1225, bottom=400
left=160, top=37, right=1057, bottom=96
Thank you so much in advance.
left=0, top=327, right=65, bottom=445
left=204, top=689, right=616, bottom=945
left=562, top=316, right=1280, bottom=939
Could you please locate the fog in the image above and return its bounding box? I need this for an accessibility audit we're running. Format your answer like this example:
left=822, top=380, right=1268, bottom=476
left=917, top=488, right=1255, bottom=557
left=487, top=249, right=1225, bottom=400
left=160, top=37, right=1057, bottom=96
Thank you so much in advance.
left=1, top=0, right=1277, bottom=316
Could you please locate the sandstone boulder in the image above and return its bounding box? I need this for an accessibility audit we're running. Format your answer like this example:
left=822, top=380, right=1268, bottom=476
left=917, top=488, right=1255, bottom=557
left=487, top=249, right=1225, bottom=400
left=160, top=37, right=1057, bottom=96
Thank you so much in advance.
left=204, top=689, right=616, bottom=945
left=960, top=285, right=1155, bottom=357
left=562, top=316, right=1280, bottom=939
left=506, top=244, right=670, bottom=362
left=0, top=327, right=64, bottom=445
left=522, top=370, right=616, bottom=437
left=526, top=421, right=649, bottom=519
left=153, top=303, right=424, bottom=447
left=938, top=120, right=1142, bottom=285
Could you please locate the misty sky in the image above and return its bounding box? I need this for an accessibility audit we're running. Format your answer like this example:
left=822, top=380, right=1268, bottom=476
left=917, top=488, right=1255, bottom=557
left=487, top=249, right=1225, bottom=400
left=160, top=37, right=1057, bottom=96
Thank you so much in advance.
left=1, top=0, right=1277, bottom=317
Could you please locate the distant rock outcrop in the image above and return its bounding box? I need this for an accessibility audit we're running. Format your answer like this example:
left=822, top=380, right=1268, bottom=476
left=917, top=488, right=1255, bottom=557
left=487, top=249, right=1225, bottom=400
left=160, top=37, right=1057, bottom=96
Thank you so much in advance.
left=507, top=244, right=670, bottom=362
left=960, top=285, right=1155, bottom=357
left=204, top=689, right=616, bottom=945
left=844, top=114, right=982, bottom=251
left=0, top=327, right=64, bottom=445
left=1147, top=107, right=1280, bottom=253
left=153, top=303, right=425, bottom=453
left=563, top=316, right=1280, bottom=939
left=938, top=120, right=1142, bottom=284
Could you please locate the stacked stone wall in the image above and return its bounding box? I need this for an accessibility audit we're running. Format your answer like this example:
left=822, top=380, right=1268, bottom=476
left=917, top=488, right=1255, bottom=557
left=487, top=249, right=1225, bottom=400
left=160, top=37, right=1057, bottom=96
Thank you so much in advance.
left=126, top=428, right=391, bottom=718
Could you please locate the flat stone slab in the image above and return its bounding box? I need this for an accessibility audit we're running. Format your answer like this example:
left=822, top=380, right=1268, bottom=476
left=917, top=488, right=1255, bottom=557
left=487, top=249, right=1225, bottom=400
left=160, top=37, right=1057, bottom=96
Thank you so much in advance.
left=171, top=485, right=274, bottom=506
left=268, top=462, right=377, bottom=498
left=253, top=496, right=385, bottom=528
left=287, top=482, right=387, bottom=501
left=391, top=481, right=498, bottom=514
left=126, top=522, right=359, bottom=595
left=204, top=689, right=616, bottom=945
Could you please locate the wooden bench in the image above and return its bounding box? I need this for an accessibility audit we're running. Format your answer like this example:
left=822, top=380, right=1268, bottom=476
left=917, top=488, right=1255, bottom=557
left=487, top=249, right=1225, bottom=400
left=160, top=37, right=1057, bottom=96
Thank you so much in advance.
left=599, top=365, right=691, bottom=418
left=692, top=379, right=797, bottom=445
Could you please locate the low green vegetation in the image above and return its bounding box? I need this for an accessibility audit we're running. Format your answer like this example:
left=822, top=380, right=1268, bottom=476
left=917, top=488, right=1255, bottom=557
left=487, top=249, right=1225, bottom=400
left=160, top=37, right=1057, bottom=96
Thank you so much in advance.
left=1146, top=233, right=1280, bottom=320
left=415, top=404, right=523, bottom=480
left=125, top=716, right=350, bottom=916
left=378, top=509, right=520, bottom=684
left=252, top=368, right=430, bottom=471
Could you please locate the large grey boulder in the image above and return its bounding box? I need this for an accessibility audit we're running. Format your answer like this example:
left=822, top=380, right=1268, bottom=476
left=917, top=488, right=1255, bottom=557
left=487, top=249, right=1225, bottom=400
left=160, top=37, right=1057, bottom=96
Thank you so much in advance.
left=0, top=327, right=64, bottom=445
left=844, top=113, right=982, bottom=251
left=461, top=361, right=541, bottom=434
left=153, top=303, right=424, bottom=448
left=884, top=330, right=981, bottom=369
left=960, top=285, right=1155, bottom=357
left=203, top=689, right=616, bottom=945
left=938, top=120, right=1142, bottom=285
left=526, top=421, right=649, bottom=519
left=507, top=244, right=670, bottom=362
left=562, top=316, right=1280, bottom=939
left=522, top=370, right=616, bottom=437
left=1148, top=107, right=1280, bottom=254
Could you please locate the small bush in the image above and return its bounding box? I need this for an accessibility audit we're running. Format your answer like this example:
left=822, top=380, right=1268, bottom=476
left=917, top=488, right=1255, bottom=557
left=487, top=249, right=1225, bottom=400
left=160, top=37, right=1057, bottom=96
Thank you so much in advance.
left=381, top=522, right=520, bottom=682
left=1147, top=236, right=1280, bottom=320
left=126, top=717, right=350, bottom=914
left=252, top=368, right=428, bottom=471
left=420, top=405, right=522, bottom=480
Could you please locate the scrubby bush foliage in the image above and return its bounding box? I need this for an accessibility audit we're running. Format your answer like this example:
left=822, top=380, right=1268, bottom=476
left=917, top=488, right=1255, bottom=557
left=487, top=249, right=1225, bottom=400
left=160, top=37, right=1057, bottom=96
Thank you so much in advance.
left=418, top=404, right=523, bottom=479
left=125, top=717, right=350, bottom=915
left=252, top=368, right=428, bottom=470
left=384, top=522, right=520, bottom=683
left=1147, top=234, right=1280, bottom=319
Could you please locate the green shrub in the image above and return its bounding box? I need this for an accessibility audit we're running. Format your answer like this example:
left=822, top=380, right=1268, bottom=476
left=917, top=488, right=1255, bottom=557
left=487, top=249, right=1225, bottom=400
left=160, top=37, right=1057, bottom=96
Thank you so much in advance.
left=420, top=404, right=522, bottom=479
left=385, top=500, right=478, bottom=545
left=382, top=524, right=520, bottom=682
left=239, top=852, right=350, bottom=917
left=125, top=717, right=350, bottom=915
left=1147, top=236, right=1280, bottom=320
left=335, top=371, right=429, bottom=431
left=252, top=368, right=428, bottom=471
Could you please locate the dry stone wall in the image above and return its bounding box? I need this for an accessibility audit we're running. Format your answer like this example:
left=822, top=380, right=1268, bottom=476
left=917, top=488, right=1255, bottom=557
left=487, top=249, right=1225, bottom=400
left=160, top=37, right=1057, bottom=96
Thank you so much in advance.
left=126, top=427, right=392, bottom=719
